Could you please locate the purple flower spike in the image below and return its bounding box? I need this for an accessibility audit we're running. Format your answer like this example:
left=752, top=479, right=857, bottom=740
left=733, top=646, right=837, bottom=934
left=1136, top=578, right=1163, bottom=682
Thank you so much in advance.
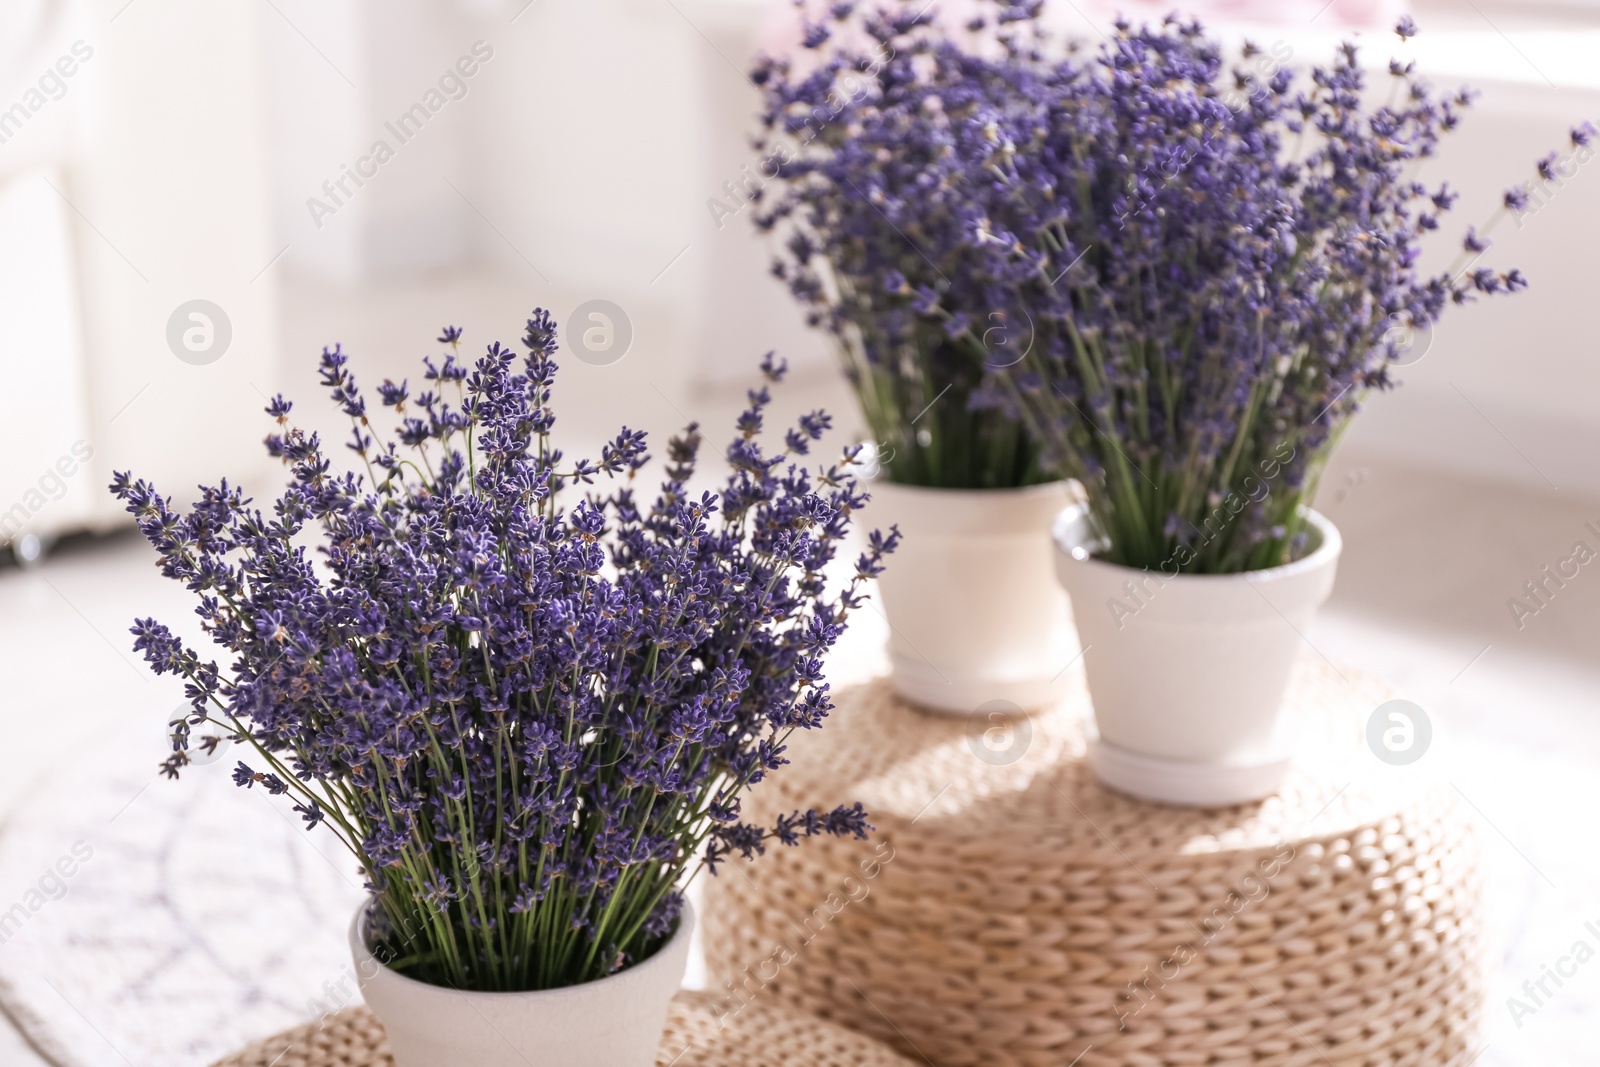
left=754, top=5, right=1539, bottom=573
left=110, top=312, right=891, bottom=993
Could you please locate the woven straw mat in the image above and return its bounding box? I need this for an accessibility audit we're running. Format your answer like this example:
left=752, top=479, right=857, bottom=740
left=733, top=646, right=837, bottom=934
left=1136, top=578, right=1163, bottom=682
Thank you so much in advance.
left=701, top=656, right=1488, bottom=1067
left=209, top=990, right=915, bottom=1067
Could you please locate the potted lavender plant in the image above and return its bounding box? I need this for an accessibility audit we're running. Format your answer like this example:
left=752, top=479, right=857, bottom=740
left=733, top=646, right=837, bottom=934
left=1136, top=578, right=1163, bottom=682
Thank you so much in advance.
left=754, top=15, right=1075, bottom=714
left=113, top=315, right=885, bottom=1066
left=763, top=7, right=1550, bottom=804
left=1027, top=16, right=1547, bottom=805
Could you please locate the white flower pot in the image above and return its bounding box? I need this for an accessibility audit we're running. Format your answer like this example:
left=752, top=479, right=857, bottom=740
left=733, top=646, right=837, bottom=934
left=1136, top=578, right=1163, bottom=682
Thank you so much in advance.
left=350, top=901, right=693, bottom=1067
left=1052, top=505, right=1342, bottom=807
left=871, top=479, right=1075, bottom=713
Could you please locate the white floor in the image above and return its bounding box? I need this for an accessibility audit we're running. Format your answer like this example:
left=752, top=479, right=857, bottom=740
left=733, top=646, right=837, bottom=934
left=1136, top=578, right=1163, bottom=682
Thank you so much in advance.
left=1, top=271, right=1596, bottom=1064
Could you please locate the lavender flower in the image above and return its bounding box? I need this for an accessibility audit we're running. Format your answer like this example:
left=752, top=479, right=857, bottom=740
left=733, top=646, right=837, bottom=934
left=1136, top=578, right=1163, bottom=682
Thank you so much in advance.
left=112, top=316, right=889, bottom=991
left=758, top=6, right=1542, bottom=572
left=749, top=7, right=1051, bottom=488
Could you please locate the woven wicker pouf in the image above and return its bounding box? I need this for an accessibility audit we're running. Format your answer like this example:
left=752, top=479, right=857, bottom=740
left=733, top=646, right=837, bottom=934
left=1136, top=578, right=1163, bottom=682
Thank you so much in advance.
left=702, top=657, right=1489, bottom=1067
left=209, top=989, right=917, bottom=1067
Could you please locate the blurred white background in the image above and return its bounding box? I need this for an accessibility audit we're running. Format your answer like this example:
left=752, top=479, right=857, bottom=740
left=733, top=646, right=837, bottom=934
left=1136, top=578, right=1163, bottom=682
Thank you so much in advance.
left=0, top=1, right=1597, bottom=1065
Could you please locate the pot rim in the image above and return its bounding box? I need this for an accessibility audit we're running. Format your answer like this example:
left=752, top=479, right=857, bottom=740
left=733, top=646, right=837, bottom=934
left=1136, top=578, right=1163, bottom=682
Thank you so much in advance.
left=868, top=476, right=1074, bottom=501
left=349, top=897, right=696, bottom=1000
left=1053, top=505, right=1341, bottom=585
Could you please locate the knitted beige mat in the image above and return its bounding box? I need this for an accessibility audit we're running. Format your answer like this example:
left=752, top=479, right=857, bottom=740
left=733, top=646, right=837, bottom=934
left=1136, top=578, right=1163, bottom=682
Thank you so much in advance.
left=703, top=658, right=1491, bottom=1067
left=209, top=990, right=916, bottom=1067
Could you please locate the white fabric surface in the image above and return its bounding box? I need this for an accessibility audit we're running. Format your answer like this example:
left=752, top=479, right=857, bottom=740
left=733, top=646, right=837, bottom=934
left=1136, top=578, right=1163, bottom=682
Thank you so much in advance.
left=0, top=729, right=365, bottom=1067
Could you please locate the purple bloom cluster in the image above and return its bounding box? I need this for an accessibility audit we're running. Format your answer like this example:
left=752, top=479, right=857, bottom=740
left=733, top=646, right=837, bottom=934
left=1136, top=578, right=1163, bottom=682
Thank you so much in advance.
left=112, top=314, right=890, bottom=991
left=752, top=8, right=1047, bottom=488
left=756, top=6, right=1545, bottom=571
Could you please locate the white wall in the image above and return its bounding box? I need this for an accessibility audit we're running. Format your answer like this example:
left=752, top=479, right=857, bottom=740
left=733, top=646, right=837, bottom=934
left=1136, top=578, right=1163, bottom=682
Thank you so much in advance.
left=1254, top=26, right=1600, bottom=496
left=1346, top=72, right=1600, bottom=496
left=261, top=2, right=1600, bottom=497
left=0, top=0, right=280, bottom=538
left=72, top=0, right=280, bottom=523
left=262, top=0, right=827, bottom=399
left=265, top=0, right=480, bottom=281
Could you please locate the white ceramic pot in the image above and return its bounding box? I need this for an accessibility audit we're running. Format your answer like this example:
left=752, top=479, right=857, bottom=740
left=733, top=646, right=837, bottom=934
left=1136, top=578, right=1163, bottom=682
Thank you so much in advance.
left=351, top=902, right=693, bottom=1067
left=1052, top=505, right=1342, bottom=806
left=871, top=479, right=1075, bottom=713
